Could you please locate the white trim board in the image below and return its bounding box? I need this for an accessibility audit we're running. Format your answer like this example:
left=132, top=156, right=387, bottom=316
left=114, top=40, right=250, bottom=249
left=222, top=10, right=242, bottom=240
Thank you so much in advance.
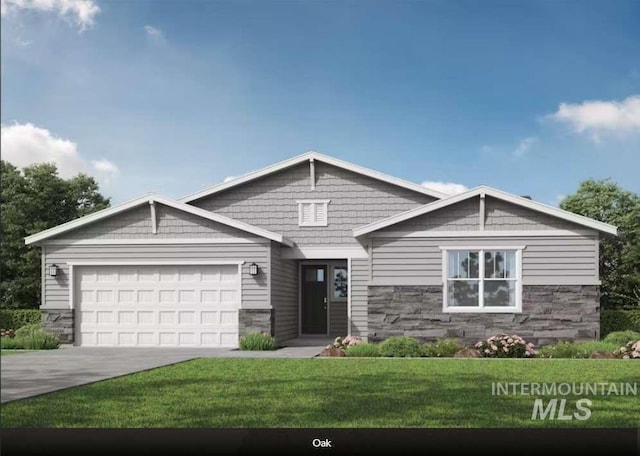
left=281, top=245, right=369, bottom=259
left=67, top=260, right=246, bottom=266
left=352, top=186, right=618, bottom=237
left=371, top=230, right=597, bottom=238
left=25, top=193, right=294, bottom=247
left=179, top=151, right=447, bottom=203
left=42, top=238, right=259, bottom=245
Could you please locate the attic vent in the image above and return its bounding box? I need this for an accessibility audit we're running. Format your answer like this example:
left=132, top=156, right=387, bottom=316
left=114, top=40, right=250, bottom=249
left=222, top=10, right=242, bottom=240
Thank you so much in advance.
left=520, top=195, right=532, bottom=200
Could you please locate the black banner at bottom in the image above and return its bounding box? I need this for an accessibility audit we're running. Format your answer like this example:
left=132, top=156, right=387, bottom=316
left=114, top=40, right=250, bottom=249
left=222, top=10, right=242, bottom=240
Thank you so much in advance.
left=0, top=428, right=638, bottom=456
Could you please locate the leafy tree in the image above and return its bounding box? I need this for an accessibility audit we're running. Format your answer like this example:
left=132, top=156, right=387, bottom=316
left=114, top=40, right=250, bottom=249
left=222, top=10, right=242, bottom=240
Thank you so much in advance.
left=1, top=161, right=110, bottom=308
left=560, top=179, right=640, bottom=309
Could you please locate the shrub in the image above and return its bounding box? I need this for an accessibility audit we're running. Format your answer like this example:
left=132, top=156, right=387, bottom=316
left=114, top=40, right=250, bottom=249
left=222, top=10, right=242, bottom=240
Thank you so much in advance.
left=0, top=309, right=41, bottom=330
left=421, top=338, right=464, bottom=357
left=378, top=336, right=421, bottom=357
left=537, top=341, right=577, bottom=359
left=239, top=332, right=276, bottom=350
left=475, top=334, right=535, bottom=358
left=345, top=343, right=380, bottom=357
left=614, top=340, right=640, bottom=359
left=603, top=330, right=640, bottom=346
left=331, top=336, right=363, bottom=350
left=0, top=337, right=23, bottom=349
left=14, top=323, right=42, bottom=339
left=9, top=324, right=60, bottom=350
left=537, top=341, right=619, bottom=359
left=601, top=309, right=640, bottom=336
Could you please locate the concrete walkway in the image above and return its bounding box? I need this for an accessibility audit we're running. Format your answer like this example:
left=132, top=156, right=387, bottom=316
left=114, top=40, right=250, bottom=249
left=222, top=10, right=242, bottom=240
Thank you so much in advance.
left=0, top=345, right=324, bottom=403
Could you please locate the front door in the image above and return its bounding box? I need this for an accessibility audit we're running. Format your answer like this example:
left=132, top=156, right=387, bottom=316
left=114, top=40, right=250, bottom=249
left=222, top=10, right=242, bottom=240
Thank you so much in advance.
left=301, top=265, right=328, bottom=334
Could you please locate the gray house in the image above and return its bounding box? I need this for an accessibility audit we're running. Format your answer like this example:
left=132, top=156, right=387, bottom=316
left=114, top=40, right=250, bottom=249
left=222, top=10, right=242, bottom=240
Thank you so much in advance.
left=25, top=152, right=617, bottom=347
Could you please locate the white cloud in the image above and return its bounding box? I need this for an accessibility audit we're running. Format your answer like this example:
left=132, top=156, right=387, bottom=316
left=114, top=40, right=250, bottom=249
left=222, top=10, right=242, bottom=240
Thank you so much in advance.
left=1, top=123, right=118, bottom=184
left=1, top=0, right=101, bottom=31
left=547, top=94, right=640, bottom=141
left=421, top=181, right=468, bottom=195
left=513, top=136, right=536, bottom=157
left=223, top=175, right=237, bottom=183
left=91, top=159, right=119, bottom=184
left=144, top=25, right=164, bottom=42
left=15, top=36, right=33, bottom=47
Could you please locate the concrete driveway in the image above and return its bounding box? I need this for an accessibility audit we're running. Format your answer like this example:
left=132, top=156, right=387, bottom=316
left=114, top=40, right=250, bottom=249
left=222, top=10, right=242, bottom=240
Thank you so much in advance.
left=1, top=345, right=323, bottom=403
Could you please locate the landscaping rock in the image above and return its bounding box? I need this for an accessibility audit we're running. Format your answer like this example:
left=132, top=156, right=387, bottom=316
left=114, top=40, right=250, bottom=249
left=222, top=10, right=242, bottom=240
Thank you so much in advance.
left=454, top=348, right=482, bottom=358
left=590, top=351, right=616, bottom=359
left=319, top=347, right=345, bottom=357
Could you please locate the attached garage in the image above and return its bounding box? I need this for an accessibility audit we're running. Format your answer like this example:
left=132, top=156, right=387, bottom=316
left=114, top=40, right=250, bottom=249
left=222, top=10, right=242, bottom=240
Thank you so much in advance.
left=74, top=263, right=241, bottom=347
left=25, top=194, right=294, bottom=346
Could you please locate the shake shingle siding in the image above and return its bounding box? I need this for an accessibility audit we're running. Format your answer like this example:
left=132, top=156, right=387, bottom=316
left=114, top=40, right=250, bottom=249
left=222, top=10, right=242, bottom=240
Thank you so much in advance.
left=484, top=196, right=583, bottom=231
left=378, top=197, right=588, bottom=234
left=63, top=203, right=256, bottom=240
left=191, top=162, right=436, bottom=246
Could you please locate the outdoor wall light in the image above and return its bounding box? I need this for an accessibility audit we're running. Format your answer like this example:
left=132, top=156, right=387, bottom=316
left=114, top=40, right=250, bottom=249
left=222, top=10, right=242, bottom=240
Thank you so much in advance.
left=249, top=263, right=259, bottom=276
left=49, top=264, right=59, bottom=277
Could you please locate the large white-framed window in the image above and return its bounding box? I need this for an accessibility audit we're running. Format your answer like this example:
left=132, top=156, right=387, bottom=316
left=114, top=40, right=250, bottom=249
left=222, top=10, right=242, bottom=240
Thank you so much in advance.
left=442, top=247, right=523, bottom=313
left=297, top=200, right=330, bottom=227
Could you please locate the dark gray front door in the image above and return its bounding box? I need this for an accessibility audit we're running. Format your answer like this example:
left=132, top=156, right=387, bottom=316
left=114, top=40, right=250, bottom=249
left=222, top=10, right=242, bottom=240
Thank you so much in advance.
left=301, top=265, right=327, bottom=334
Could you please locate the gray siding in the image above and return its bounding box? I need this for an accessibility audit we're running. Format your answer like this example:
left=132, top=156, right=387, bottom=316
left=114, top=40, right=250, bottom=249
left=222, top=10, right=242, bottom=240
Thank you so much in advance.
left=57, top=203, right=258, bottom=240
left=485, top=196, right=584, bottom=231
left=370, top=236, right=599, bottom=286
left=350, top=258, right=369, bottom=338
left=191, top=161, right=436, bottom=246
left=384, top=198, right=479, bottom=232
left=270, top=243, right=298, bottom=342
left=379, top=196, right=588, bottom=234
left=42, top=243, right=270, bottom=310
left=65, top=205, right=151, bottom=239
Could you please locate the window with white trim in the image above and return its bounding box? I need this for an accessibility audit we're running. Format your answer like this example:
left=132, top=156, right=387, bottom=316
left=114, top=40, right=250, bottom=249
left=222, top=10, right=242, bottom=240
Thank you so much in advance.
left=444, top=248, right=521, bottom=312
left=297, top=200, right=330, bottom=227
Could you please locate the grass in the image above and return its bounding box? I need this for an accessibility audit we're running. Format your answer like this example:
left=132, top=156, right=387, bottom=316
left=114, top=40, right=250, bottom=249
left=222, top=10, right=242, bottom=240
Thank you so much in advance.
left=1, top=358, right=638, bottom=428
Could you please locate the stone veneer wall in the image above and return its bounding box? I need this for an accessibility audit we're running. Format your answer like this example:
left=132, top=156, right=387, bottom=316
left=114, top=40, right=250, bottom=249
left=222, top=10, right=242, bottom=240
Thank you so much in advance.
left=42, top=309, right=75, bottom=343
left=238, top=309, right=273, bottom=337
left=368, top=285, right=599, bottom=346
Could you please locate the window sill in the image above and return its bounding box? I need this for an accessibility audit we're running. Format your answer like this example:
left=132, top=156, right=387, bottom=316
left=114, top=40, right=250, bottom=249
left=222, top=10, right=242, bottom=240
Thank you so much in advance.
left=444, top=307, right=522, bottom=314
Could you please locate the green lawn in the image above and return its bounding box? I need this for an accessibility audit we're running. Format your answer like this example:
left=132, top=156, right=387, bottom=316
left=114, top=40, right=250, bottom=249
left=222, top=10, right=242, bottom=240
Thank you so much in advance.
left=1, top=358, right=638, bottom=428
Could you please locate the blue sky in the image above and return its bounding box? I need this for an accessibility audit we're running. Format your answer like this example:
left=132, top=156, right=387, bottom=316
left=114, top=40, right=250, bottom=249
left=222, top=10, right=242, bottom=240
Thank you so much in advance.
left=2, top=0, right=639, bottom=205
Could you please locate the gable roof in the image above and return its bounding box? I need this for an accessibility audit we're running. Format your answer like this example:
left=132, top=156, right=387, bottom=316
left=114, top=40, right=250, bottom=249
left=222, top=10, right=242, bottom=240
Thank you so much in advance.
left=179, top=151, right=447, bottom=203
left=25, top=193, right=294, bottom=246
left=352, top=185, right=618, bottom=237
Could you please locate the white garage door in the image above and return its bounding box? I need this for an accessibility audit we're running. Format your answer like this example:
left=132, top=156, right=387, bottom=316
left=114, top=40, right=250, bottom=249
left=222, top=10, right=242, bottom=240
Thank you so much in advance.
left=76, top=264, right=240, bottom=347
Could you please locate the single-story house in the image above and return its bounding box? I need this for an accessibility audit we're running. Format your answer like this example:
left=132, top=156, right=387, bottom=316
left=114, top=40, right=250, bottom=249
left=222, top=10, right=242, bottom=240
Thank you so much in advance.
left=25, top=152, right=617, bottom=347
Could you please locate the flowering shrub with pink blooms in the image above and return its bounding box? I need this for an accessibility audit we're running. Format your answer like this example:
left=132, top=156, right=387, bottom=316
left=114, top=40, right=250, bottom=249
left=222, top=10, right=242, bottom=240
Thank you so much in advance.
left=329, top=336, right=363, bottom=350
left=614, top=340, right=640, bottom=359
left=0, top=329, right=16, bottom=338
left=474, top=334, right=536, bottom=358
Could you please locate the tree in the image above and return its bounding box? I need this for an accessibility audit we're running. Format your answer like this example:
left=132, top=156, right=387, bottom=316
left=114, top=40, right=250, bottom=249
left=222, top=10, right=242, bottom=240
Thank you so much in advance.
left=0, top=161, right=110, bottom=308
left=560, top=179, right=640, bottom=309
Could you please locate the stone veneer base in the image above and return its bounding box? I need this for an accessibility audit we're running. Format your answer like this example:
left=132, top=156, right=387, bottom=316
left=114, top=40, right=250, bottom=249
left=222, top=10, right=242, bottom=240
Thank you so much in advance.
left=368, top=285, right=599, bottom=346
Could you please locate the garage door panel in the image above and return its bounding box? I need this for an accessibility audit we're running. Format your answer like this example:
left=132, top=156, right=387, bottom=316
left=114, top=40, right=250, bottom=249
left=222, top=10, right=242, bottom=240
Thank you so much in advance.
left=77, top=264, right=240, bottom=347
